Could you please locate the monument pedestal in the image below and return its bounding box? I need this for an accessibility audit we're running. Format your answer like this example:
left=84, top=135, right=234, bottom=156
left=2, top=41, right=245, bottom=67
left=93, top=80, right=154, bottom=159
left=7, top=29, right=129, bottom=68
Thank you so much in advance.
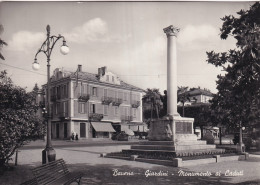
left=148, top=115, right=195, bottom=143
left=121, top=116, right=225, bottom=159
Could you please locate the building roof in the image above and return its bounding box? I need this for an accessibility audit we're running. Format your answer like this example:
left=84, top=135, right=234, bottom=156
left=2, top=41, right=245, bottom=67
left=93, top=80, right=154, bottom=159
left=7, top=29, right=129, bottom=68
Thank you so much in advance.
left=187, top=88, right=214, bottom=97
left=62, top=70, right=144, bottom=92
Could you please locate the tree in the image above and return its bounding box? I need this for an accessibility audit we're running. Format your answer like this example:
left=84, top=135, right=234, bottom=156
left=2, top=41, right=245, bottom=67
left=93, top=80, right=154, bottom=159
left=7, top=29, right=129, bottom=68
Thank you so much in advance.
left=177, top=86, right=191, bottom=117
left=0, top=71, right=45, bottom=168
left=207, top=3, right=260, bottom=130
left=0, top=25, right=7, bottom=60
left=161, top=87, right=193, bottom=117
left=142, top=88, right=163, bottom=120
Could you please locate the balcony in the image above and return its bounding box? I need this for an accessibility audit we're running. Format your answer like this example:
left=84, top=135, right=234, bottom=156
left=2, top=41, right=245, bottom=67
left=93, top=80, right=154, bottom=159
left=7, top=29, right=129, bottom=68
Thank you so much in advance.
left=89, top=113, right=103, bottom=121
left=101, top=96, right=113, bottom=105
left=59, top=112, right=69, bottom=120
left=131, top=100, right=140, bottom=108
left=112, top=98, right=123, bottom=106
left=78, top=93, right=90, bottom=102
left=121, top=115, right=133, bottom=122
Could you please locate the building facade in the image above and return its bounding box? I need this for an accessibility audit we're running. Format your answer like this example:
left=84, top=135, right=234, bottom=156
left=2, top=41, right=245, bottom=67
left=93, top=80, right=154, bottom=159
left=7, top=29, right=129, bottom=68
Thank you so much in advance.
left=177, top=87, right=214, bottom=106
left=39, top=65, right=144, bottom=140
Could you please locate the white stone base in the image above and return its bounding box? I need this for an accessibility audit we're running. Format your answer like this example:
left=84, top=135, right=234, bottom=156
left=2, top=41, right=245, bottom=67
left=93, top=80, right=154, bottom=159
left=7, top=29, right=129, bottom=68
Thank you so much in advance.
left=148, top=115, right=195, bottom=142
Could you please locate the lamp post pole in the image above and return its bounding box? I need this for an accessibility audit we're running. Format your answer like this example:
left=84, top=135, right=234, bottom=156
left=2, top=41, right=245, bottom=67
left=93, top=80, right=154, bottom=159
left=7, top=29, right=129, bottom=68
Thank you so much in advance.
left=32, top=25, right=69, bottom=164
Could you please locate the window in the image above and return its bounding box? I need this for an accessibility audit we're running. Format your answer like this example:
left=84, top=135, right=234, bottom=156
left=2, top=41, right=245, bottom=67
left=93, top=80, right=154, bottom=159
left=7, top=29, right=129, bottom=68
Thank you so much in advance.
left=115, top=106, right=118, bottom=115
left=57, top=86, right=61, bottom=99
left=90, top=104, right=96, bottom=113
left=56, top=103, right=60, bottom=115
left=61, top=86, right=64, bottom=98
left=63, top=85, right=67, bottom=97
left=79, top=103, right=85, bottom=113
left=124, top=92, right=128, bottom=101
left=133, top=108, right=136, bottom=117
left=92, top=87, right=97, bottom=96
left=104, top=105, right=108, bottom=115
left=63, top=101, right=68, bottom=114
left=106, top=75, right=109, bottom=82
left=50, top=104, right=53, bottom=116
left=115, top=91, right=118, bottom=99
left=83, top=84, right=88, bottom=94
left=104, top=89, right=107, bottom=97
left=112, top=76, right=114, bottom=82
left=81, top=83, right=84, bottom=95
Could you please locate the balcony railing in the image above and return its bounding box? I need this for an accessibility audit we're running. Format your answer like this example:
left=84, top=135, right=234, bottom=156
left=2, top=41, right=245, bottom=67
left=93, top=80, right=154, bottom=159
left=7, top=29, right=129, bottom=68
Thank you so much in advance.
left=121, top=115, right=133, bottom=121
left=78, top=93, right=90, bottom=102
left=89, top=113, right=103, bottom=121
left=59, top=112, right=69, bottom=120
left=131, top=100, right=140, bottom=108
left=112, top=98, right=123, bottom=106
left=101, top=96, right=113, bottom=105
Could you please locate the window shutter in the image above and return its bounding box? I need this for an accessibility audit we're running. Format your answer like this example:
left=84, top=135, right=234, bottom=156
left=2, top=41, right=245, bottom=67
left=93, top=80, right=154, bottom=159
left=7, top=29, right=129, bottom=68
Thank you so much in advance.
left=89, top=103, right=93, bottom=113
left=85, top=102, right=88, bottom=114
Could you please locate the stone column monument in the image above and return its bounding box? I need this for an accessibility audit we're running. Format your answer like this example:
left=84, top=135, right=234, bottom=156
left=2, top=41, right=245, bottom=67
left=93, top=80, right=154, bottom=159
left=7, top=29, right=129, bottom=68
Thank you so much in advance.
left=164, top=25, right=180, bottom=117
left=107, top=25, right=225, bottom=162
left=148, top=25, right=195, bottom=144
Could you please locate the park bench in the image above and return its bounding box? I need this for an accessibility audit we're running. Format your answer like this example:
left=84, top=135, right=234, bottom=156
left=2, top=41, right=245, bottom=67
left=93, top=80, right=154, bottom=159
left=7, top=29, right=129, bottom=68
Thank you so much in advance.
left=21, top=159, right=83, bottom=185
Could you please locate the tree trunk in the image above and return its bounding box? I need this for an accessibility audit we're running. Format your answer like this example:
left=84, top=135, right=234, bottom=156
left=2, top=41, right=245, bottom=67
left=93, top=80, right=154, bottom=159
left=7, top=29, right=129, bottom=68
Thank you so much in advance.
left=200, top=126, right=204, bottom=138
left=182, top=103, right=185, bottom=117
left=150, top=104, right=153, bottom=120
left=155, top=104, right=159, bottom=119
left=219, top=127, right=222, bottom=145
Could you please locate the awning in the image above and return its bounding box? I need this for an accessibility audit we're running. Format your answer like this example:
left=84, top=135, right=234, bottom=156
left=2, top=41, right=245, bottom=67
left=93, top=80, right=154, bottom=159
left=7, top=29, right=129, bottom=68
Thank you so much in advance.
left=121, top=127, right=135, bottom=136
left=129, top=125, right=139, bottom=132
left=91, top=122, right=116, bottom=132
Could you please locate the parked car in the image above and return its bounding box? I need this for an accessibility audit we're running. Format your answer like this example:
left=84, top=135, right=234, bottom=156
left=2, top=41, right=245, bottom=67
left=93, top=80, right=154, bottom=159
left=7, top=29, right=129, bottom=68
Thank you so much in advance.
left=111, top=131, right=128, bottom=141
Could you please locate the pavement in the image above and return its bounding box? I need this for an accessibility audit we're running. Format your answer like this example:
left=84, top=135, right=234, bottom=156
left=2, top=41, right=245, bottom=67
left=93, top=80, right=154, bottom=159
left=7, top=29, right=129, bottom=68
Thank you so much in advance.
left=20, top=138, right=140, bottom=150
left=1, top=140, right=260, bottom=185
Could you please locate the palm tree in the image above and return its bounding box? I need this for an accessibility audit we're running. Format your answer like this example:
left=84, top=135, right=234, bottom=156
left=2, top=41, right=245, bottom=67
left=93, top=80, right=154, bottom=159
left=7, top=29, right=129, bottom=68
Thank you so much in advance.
left=177, top=86, right=190, bottom=117
left=0, top=24, right=7, bottom=60
left=143, top=88, right=163, bottom=120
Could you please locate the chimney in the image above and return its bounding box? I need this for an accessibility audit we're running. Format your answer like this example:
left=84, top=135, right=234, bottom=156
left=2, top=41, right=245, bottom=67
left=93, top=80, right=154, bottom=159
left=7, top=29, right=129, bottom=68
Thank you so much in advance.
left=78, top=65, right=82, bottom=72
left=98, top=66, right=107, bottom=76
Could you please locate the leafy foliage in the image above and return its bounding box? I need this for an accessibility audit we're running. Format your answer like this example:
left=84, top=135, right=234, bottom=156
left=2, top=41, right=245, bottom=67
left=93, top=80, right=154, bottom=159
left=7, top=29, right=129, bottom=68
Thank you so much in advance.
left=0, top=71, right=45, bottom=167
left=207, top=2, right=260, bottom=130
left=177, top=103, right=212, bottom=127
left=177, top=86, right=191, bottom=117
left=0, top=24, right=7, bottom=60
left=142, top=88, right=163, bottom=120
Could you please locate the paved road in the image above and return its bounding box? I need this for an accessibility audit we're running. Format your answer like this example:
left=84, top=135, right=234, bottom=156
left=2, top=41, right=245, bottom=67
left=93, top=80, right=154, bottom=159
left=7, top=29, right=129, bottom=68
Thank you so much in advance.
left=2, top=144, right=260, bottom=185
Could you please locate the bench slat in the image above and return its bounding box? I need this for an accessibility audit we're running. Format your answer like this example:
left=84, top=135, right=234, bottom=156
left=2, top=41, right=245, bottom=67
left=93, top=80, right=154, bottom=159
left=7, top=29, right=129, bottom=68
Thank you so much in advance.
left=33, top=162, right=65, bottom=173
left=29, top=159, right=83, bottom=185
left=50, top=172, right=84, bottom=185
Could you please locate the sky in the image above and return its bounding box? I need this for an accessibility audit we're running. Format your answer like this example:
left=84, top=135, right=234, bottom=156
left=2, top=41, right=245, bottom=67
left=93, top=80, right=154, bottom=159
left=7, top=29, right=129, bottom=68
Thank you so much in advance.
left=0, top=1, right=254, bottom=93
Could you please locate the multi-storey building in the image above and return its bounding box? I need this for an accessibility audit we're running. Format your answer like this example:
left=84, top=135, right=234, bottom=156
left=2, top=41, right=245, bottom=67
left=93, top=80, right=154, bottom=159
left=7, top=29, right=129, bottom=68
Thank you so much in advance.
left=177, top=87, right=214, bottom=106
left=39, top=65, right=145, bottom=140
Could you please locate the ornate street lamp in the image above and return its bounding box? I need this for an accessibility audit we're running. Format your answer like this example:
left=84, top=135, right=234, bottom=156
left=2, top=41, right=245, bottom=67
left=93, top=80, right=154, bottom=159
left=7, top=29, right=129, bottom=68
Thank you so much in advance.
left=32, top=25, right=69, bottom=164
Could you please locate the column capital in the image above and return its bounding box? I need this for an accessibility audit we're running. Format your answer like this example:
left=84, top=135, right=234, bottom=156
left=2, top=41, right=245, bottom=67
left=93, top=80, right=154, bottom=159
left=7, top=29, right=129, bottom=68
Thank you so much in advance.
left=163, top=25, right=180, bottom=37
